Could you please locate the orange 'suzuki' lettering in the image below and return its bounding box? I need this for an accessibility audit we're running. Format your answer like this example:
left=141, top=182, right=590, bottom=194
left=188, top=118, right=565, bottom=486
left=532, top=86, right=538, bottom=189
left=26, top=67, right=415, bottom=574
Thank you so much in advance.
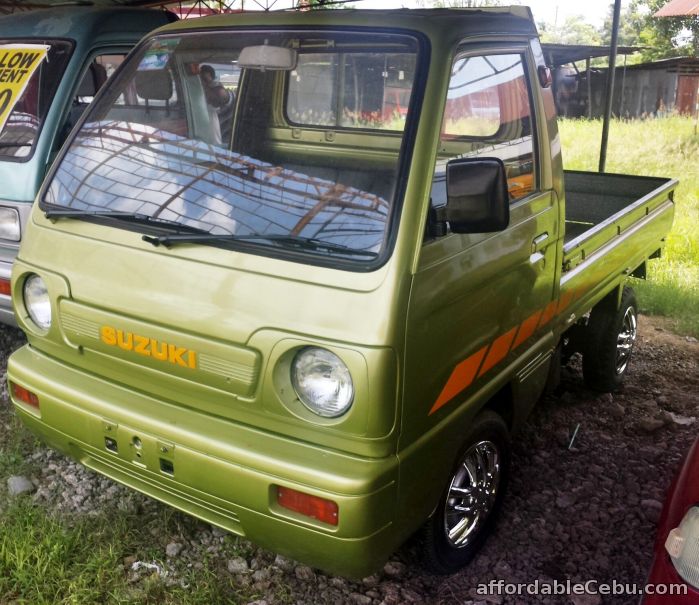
left=168, top=344, right=188, bottom=367
left=117, top=330, right=133, bottom=351
left=151, top=339, right=168, bottom=361
left=98, top=325, right=197, bottom=370
left=100, top=326, right=117, bottom=346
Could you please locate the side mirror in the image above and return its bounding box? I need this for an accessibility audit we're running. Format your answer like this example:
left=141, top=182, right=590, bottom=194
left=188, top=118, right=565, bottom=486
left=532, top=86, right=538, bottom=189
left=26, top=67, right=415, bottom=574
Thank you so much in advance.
left=445, top=157, right=509, bottom=233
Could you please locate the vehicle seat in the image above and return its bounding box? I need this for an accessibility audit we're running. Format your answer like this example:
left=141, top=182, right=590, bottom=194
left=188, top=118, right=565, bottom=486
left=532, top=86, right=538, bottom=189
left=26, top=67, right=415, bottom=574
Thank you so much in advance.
left=66, top=62, right=108, bottom=133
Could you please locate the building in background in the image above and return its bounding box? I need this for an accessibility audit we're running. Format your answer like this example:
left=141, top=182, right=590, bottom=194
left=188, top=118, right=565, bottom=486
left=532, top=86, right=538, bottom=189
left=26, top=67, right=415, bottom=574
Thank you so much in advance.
left=543, top=44, right=699, bottom=119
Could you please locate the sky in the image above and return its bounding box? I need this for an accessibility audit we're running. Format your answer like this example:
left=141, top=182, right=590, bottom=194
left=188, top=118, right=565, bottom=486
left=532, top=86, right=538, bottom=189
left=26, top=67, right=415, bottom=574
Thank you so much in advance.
left=292, top=0, right=633, bottom=28
left=511, top=0, right=629, bottom=27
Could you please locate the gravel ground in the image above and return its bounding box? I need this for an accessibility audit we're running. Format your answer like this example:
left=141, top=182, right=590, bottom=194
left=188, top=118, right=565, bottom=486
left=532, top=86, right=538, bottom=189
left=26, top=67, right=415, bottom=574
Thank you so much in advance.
left=1, top=315, right=697, bottom=605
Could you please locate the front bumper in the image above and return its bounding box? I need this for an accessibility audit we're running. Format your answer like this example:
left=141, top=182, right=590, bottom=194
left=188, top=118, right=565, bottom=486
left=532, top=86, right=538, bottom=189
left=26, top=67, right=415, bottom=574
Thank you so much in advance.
left=0, top=258, right=17, bottom=327
left=9, top=344, right=399, bottom=578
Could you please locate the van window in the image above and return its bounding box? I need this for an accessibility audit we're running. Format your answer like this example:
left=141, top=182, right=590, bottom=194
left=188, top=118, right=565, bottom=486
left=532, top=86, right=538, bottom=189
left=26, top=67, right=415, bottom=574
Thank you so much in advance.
left=65, top=54, right=128, bottom=137
left=287, top=53, right=415, bottom=131
left=42, top=31, right=421, bottom=266
left=0, top=39, right=73, bottom=160
left=434, top=51, right=536, bottom=204
left=76, top=55, right=127, bottom=104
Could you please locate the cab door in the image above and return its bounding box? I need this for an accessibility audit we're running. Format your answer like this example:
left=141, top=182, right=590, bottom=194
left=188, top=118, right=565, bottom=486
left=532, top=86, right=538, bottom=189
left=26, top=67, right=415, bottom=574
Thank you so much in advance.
left=401, top=43, right=559, bottom=451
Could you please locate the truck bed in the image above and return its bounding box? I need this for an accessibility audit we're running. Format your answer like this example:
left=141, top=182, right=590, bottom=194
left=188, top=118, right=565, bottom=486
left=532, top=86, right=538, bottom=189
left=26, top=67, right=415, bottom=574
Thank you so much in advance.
left=562, top=170, right=676, bottom=271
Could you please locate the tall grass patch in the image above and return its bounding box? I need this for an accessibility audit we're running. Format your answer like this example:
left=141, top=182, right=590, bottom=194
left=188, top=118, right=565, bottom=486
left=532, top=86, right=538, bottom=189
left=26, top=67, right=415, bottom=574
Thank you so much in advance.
left=559, top=116, right=699, bottom=337
left=0, top=497, right=255, bottom=605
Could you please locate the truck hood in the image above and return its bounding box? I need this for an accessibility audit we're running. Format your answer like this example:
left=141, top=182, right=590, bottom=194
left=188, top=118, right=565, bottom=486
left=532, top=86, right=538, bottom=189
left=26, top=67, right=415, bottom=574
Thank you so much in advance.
left=16, top=209, right=402, bottom=454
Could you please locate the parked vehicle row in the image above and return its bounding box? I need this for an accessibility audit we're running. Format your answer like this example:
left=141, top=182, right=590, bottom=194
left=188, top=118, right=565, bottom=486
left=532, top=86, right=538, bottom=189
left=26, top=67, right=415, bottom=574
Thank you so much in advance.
left=1, top=4, right=686, bottom=589
left=0, top=7, right=177, bottom=324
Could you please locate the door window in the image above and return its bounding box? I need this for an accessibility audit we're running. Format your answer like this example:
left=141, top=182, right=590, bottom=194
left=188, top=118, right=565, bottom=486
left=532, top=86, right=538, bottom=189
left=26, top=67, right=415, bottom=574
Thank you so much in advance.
left=0, top=39, right=73, bottom=160
left=434, top=51, right=536, bottom=205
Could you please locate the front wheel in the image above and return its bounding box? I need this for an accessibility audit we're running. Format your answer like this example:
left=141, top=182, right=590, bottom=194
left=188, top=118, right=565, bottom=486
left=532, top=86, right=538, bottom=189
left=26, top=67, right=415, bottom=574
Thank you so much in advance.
left=583, top=286, right=638, bottom=392
left=421, top=411, right=510, bottom=574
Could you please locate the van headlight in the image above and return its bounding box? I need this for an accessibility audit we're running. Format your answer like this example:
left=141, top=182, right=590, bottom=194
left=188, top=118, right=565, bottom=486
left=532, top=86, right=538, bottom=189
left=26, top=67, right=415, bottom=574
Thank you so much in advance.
left=291, top=347, right=354, bottom=418
left=666, top=506, right=699, bottom=589
left=23, top=274, right=51, bottom=330
left=0, top=207, right=20, bottom=241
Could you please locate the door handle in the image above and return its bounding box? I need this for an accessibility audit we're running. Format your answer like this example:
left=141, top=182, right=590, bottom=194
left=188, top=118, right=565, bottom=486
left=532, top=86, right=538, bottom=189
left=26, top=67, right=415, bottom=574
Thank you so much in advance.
left=532, top=232, right=549, bottom=253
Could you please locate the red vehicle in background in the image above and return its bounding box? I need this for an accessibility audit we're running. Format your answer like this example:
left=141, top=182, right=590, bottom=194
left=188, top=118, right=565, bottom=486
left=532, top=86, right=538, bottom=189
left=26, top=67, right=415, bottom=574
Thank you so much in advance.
left=642, top=435, right=699, bottom=604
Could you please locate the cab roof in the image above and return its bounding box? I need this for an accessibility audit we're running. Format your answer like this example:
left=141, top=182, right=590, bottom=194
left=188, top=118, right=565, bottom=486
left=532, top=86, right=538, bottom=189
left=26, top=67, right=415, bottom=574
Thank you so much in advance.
left=155, top=7, right=537, bottom=42
left=0, top=6, right=175, bottom=43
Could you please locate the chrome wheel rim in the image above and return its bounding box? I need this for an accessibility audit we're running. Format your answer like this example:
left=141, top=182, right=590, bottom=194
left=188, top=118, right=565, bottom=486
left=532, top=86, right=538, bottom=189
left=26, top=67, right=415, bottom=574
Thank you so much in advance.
left=443, top=440, right=500, bottom=548
left=616, top=306, right=637, bottom=375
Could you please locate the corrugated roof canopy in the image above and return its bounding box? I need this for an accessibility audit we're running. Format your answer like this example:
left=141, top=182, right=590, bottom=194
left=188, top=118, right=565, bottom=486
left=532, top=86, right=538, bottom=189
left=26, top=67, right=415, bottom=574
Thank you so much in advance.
left=0, top=0, right=178, bottom=12
left=654, top=0, right=699, bottom=16
left=541, top=43, right=642, bottom=66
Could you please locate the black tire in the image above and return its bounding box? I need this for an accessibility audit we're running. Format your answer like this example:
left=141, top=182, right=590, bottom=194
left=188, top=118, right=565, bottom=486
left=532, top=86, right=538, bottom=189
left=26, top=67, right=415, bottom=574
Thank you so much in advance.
left=421, top=410, right=510, bottom=574
left=582, top=286, right=638, bottom=392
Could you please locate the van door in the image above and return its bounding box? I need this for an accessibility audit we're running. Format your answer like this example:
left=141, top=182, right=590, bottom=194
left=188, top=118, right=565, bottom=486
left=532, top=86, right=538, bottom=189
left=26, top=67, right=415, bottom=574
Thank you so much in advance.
left=402, top=45, right=558, bottom=451
left=54, top=51, right=129, bottom=160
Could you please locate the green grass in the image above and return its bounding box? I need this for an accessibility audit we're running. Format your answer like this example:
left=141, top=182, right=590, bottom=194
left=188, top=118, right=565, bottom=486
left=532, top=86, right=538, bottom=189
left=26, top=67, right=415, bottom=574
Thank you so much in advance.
left=559, top=116, right=699, bottom=337
left=0, top=496, right=260, bottom=605
left=0, top=415, right=267, bottom=605
left=0, top=414, right=39, bottom=479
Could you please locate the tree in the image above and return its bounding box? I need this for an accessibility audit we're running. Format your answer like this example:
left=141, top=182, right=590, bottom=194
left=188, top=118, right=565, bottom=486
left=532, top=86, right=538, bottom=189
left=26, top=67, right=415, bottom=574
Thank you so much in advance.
left=600, top=3, right=644, bottom=47
left=631, top=0, right=699, bottom=59
left=539, top=15, right=603, bottom=46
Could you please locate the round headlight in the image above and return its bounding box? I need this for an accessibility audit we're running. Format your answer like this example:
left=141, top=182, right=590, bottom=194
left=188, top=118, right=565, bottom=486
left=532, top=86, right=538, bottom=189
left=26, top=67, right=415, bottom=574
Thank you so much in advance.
left=291, top=347, right=354, bottom=418
left=23, top=274, right=51, bottom=330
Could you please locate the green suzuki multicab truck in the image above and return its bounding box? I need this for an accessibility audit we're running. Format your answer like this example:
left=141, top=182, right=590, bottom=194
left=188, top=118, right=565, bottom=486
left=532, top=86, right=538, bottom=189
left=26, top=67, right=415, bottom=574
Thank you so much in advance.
left=8, top=8, right=676, bottom=576
left=0, top=7, right=176, bottom=326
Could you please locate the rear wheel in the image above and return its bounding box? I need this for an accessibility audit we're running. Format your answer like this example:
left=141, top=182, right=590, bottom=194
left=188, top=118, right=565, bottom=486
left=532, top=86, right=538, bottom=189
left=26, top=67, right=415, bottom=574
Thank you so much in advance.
left=421, top=411, right=510, bottom=574
left=583, top=286, right=638, bottom=391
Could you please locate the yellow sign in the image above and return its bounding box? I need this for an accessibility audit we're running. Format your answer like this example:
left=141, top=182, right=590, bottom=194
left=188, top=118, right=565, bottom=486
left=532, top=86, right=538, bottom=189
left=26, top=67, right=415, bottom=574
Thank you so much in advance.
left=0, top=44, right=50, bottom=134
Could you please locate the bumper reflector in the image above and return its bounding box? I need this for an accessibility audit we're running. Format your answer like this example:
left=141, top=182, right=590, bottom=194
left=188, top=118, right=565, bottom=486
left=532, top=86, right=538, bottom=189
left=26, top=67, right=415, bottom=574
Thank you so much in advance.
left=0, top=278, right=10, bottom=296
left=10, top=381, right=39, bottom=409
left=277, top=486, right=339, bottom=526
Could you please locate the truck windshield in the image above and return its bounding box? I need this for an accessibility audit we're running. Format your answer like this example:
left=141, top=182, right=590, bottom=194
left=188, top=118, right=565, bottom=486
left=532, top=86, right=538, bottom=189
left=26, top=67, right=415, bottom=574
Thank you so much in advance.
left=42, top=30, right=420, bottom=265
left=0, top=40, right=73, bottom=160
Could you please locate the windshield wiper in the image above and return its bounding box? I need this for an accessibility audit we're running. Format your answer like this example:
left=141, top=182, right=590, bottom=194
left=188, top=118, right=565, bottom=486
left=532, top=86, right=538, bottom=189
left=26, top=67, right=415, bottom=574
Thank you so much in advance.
left=141, top=232, right=379, bottom=258
left=0, top=142, right=32, bottom=149
left=45, top=209, right=143, bottom=220
left=43, top=209, right=209, bottom=235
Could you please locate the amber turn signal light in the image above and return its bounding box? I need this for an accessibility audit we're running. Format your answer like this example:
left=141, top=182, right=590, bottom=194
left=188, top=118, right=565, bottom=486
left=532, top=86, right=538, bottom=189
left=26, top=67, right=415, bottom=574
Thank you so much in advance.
left=277, top=486, right=339, bottom=526
left=10, top=381, right=40, bottom=409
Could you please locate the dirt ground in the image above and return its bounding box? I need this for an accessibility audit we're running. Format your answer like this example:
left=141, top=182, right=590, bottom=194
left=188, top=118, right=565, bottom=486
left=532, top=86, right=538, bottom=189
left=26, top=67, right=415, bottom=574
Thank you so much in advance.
left=424, top=314, right=699, bottom=604
left=1, top=315, right=697, bottom=604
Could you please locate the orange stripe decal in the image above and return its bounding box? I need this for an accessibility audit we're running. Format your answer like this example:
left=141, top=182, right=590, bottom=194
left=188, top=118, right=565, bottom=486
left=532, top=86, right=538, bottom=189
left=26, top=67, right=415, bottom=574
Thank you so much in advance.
left=538, top=300, right=558, bottom=329
left=478, top=326, right=518, bottom=378
left=511, top=309, right=543, bottom=350
left=557, top=290, right=574, bottom=314
left=429, top=346, right=488, bottom=415
left=428, top=289, right=596, bottom=416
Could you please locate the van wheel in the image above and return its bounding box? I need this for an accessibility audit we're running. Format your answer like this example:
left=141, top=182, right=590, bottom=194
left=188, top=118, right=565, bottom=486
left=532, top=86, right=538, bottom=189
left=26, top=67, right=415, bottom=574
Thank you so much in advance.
left=583, top=286, right=638, bottom=392
left=421, top=411, right=510, bottom=574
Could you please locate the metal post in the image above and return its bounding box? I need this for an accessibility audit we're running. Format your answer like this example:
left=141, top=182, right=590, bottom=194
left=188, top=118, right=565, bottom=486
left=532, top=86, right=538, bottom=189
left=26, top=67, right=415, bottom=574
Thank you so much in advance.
left=599, top=0, right=622, bottom=173
left=586, top=57, right=592, bottom=119
left=619, top=53, right=627, bottom=117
